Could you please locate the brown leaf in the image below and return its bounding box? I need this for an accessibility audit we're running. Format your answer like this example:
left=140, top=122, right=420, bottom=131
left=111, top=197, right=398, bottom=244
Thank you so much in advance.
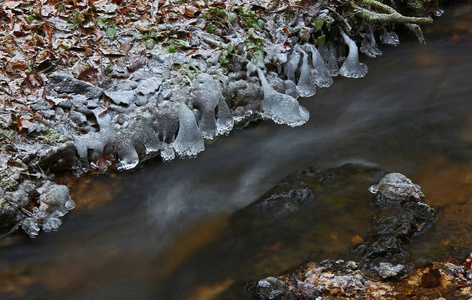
left=184, top=5, right=199, bottom=17
left=283, top=27, right=291, bottom=34
left=77, top=67, right=98, bottom=80
left=186, top=49, right=196, bottom=56
left=16, top=115, right=23, bottom=132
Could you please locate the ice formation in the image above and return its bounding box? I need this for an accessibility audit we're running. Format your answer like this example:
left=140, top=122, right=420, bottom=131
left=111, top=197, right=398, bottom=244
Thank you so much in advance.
left=20, top=181, right=75, bottom=238
left=192, top=73, right=234, bottom=139
left=251, top=62, right=310, bottom=127
left=172, top=103, right=205, bottom=157
left=369, top=173, right=422, bottom=201
left=339, top=30, right=368, bottom=78
left=360, top=28, right=383, bottom=58
left=304, top=44, right=333, bottom=88
left=379, top=26, right=400, bottom=46
left=320, top=43, right=340, bottom=77
left=283, top=47, right=301, bottom=82
left=296, top=47, right=317, bottom=98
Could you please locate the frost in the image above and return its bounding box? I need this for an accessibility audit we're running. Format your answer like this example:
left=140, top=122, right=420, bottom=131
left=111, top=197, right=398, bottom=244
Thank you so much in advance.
left=251, top=62, right=309, bottom=127
left=172, top=103, right=205, bottom=158
left=296, top=47, right=317, bottom=98
left=339, top=30, right=368, bottom=78
left=360, top=28, right=383, bottom=58
left=20, top=181, right=75, bottom=238
left=283, top=47, right=301, bottom=82
left=377, top=262, right=405, bottom=279
left=380, top=27, right=400, bottom=46
left=192, top=73, right=233, bottom=139
left=304, top=44, right=333, bottom=88
left=104, top=90, right=135, bottom=105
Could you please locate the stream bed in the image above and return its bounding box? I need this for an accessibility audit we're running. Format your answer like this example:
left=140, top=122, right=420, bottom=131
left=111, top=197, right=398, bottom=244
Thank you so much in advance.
left=1, top=2, right=472, bottom=299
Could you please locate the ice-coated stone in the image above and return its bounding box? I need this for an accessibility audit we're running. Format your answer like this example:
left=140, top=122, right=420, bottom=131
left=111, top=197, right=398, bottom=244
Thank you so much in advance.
left=360, top=28, right=383, bottom=58
left=377, top=262, right=405, bottom=279
left=172, top=103, right=205, bottom=158
left=339, top=30, right=368, bottom=78
left=48, top=71, right=103, bottom=99
left=296, top=47, right=317, bottom=98
left=104, top=90, right=135, bottom=105
left=19, top=181, right=75, bottom=238
left=136, top=77, right=162, bottom=95
left=369, top=173, right=422, bottom=201
left=283, top=47, right=301, bottom=82
left=252, top=62, right=309, bottom=127
left=380, top=27, right=400, bottom=46
left=304, top=44, right=333, bottom=88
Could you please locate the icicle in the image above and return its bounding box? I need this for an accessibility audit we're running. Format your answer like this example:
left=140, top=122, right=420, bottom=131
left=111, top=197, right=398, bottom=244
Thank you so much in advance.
left=339, top=30, right=368, bottom=78
left=283, top=47, right=301, bottom=82
left=216, top=98, right=234, bottom=135
left=115, top=135, right=139, bottom=170
left=296, top=47, right=317, bottom=98
left=172, top=103, right=205, bottom=158
left=192, top=73, right=233, bottom=139
left=192, top=74, right=219, bottom=139
left=304, top=44, right=333, bottom=88
left=380, top=26, right=400, bottom=46
left=360, top=27, right=383, bottom=58
left=320, top=43, right=339, bottom=77
left=251, top=62, right=309, bottom=127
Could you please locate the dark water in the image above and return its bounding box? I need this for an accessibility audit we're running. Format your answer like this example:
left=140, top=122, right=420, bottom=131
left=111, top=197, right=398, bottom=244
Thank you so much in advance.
left=2, top=3, right=472, bottom=299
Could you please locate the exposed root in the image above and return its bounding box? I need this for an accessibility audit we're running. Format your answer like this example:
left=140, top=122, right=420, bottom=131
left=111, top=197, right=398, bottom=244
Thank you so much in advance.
left=352, top=0, right=433, bottom=43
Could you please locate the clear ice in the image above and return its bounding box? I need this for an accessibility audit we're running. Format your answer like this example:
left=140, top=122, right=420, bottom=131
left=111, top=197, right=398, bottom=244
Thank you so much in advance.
left=192, top=73, right=233, bottom=139
left=296, top=47, right=317, bottom=98
left=20, top=181, right=76, bottom=238
left=360, top=28, right=383, bottom=58
left=304, top=44, right=333, bottom=88
left=252, top=62, right=310, bottom=127
left=172, top=103, right=205, bottom=157
left=320, top=43, right=340, bottom=77
left=283, top=47, right=301, bottom=82
left=379, top=27, right=400, bottom=46
left=339, top=30, right=368, bottom=78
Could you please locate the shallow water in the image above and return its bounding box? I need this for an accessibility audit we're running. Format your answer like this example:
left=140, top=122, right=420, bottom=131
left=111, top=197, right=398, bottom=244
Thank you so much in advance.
left=2, top=3, right=472, bottom=299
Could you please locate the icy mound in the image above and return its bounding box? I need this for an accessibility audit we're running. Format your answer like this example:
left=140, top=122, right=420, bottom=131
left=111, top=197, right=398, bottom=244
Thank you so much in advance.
left=296, top=47, right=317, bottom=98
left=253, top=63, right=309, bottom=127
left=20, top=181, right=75, bottom=238
left=192, top=73, right=234, bottom=139
left=339, top=30, right=368, bottom=79
left=172, top=103, right=205, bottom=158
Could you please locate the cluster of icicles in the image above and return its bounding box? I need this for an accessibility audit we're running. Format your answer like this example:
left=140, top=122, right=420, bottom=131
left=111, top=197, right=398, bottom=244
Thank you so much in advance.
left=75, top=29, right=383, bottom=170
left=251, top=28, right=381, bottom=127
left=75, top=73, right=234, bottom=171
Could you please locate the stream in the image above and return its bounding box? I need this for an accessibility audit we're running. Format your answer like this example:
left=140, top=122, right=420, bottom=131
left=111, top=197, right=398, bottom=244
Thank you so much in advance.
left=1, top=2, right=472, bottom=299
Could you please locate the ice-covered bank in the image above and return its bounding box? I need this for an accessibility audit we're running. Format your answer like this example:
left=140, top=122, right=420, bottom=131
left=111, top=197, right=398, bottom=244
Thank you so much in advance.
left=1, top=0, right=438, bottom=236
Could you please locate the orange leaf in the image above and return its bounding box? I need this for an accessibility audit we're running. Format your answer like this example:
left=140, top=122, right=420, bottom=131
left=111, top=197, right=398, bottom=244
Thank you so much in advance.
left=16, top=115, right=23, bottom=132
left=186, top=49, right=196, bottom=56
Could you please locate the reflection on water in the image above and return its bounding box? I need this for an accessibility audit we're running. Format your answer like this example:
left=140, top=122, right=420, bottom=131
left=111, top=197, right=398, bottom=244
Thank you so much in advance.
left=1, top=3, right=472, bottom=299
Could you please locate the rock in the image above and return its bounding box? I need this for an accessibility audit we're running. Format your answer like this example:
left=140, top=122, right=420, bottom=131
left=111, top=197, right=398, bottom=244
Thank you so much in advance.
left=48, top=71, right=103, bottom=99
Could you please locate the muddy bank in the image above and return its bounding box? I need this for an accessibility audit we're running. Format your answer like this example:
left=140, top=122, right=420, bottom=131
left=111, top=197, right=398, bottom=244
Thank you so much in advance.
left=0, top=1, right=439, bottom=234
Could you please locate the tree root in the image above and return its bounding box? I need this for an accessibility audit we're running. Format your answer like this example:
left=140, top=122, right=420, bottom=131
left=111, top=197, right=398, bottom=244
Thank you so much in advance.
left=352, top=0, right=432, bottom=43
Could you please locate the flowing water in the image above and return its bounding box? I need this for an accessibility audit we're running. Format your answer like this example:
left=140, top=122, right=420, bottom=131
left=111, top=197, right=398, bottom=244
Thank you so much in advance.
left=2, top=3, right=472, bottom=299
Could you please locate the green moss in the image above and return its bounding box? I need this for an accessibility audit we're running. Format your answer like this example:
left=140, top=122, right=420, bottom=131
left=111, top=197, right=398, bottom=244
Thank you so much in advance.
left=31, top=129, right=66, bottom=145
